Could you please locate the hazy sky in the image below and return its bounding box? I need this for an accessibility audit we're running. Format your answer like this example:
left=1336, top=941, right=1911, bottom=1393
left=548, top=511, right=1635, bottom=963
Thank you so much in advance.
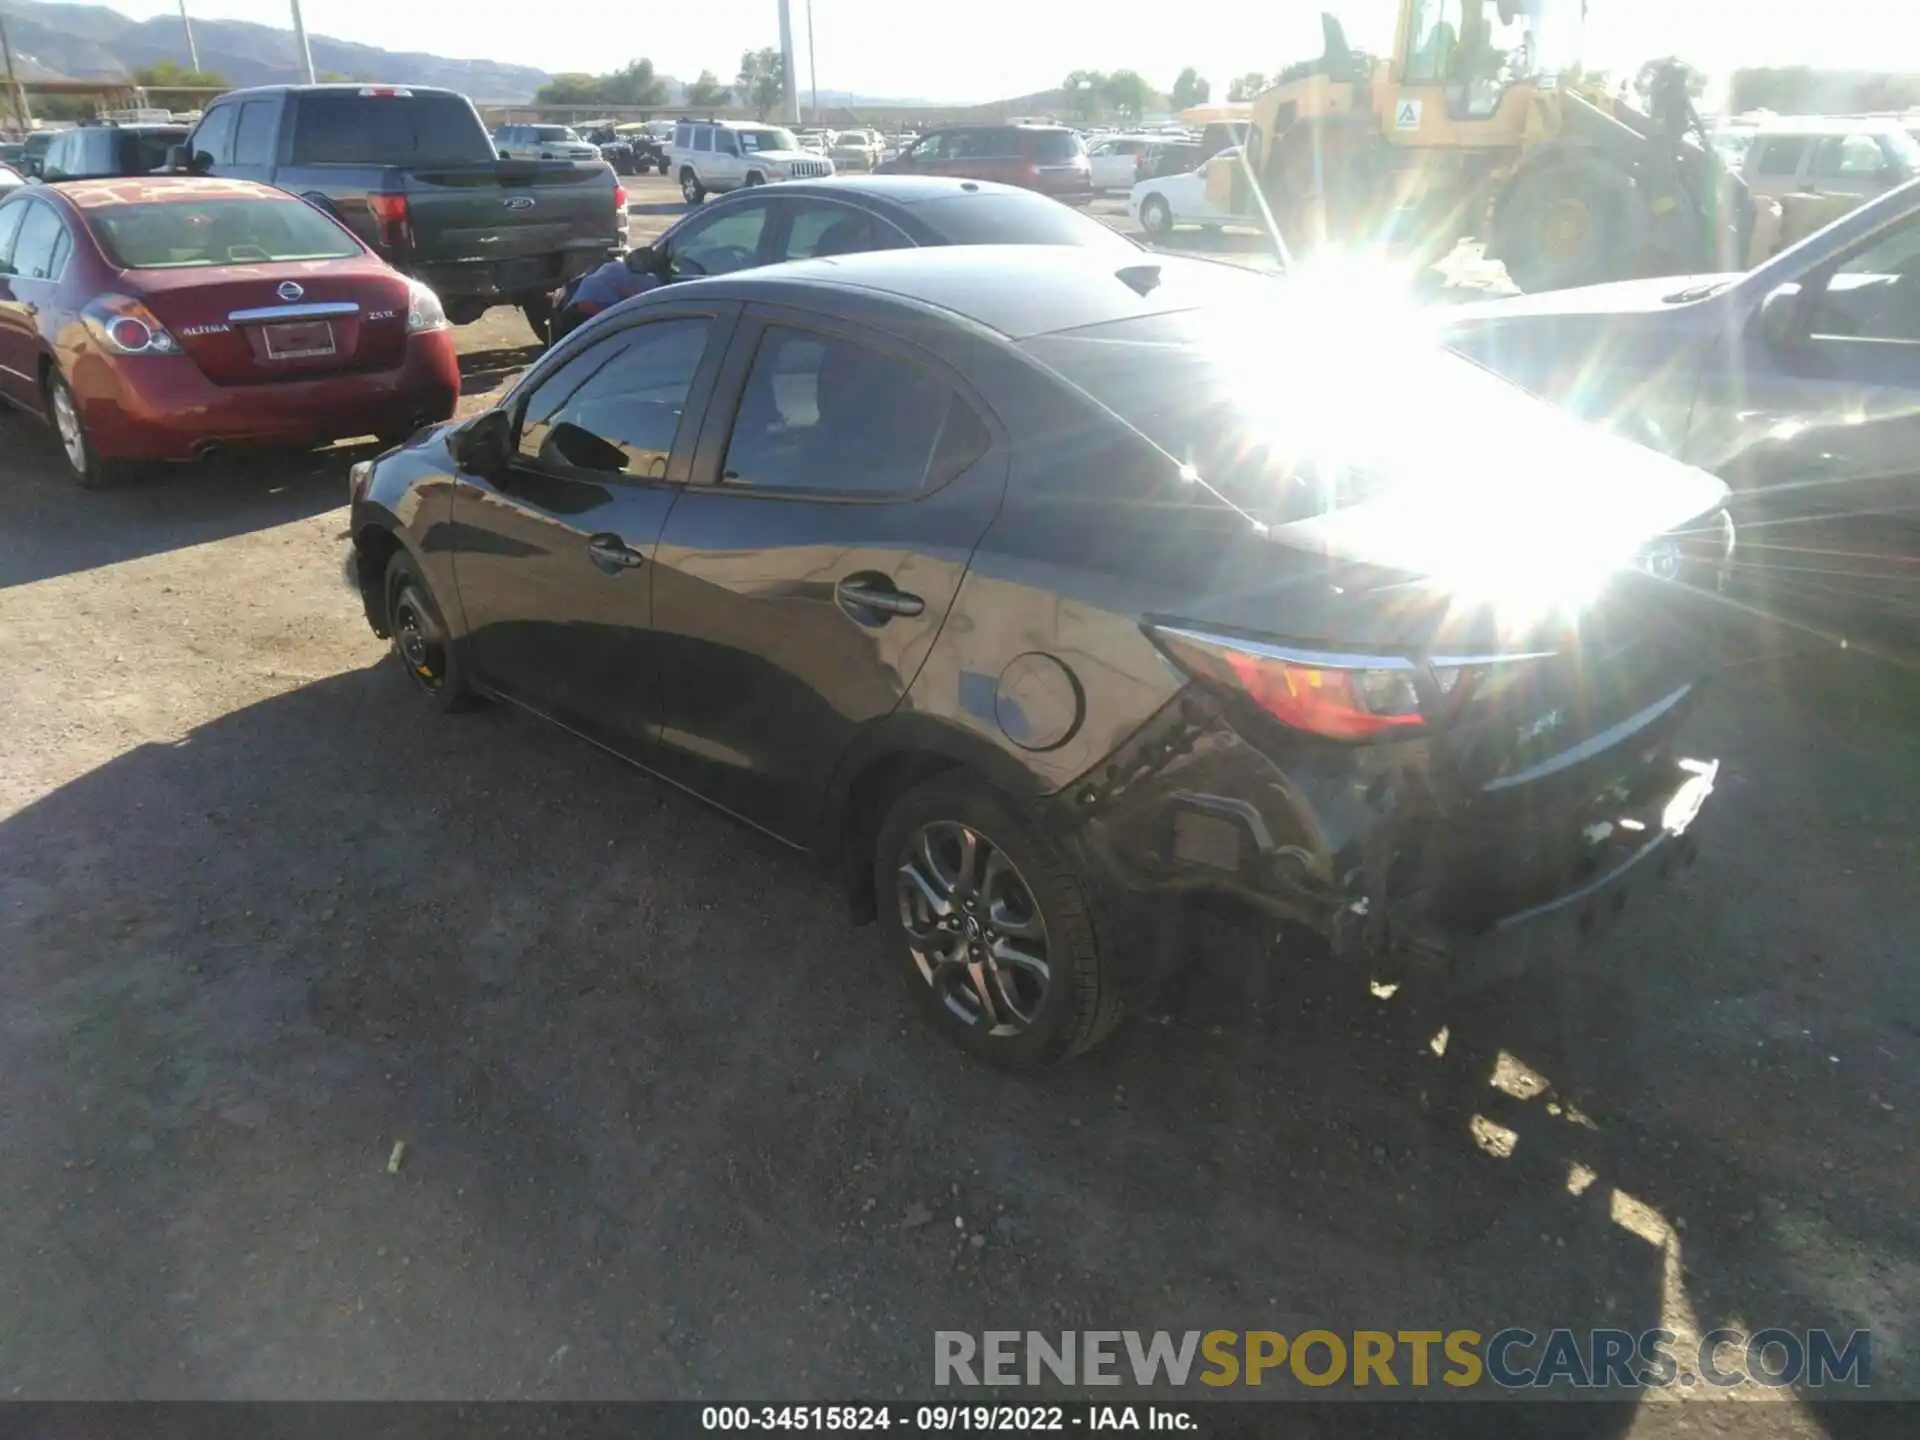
left=95, top=0, right=1917, bottom=102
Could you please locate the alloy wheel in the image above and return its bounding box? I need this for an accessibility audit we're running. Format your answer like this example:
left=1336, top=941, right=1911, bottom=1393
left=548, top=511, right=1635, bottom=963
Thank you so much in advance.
left=390, top=582, right=448, bottom=695
left=896, top=821, right=1051, bottom=1036
left=51, top=382, right=86, bottom=475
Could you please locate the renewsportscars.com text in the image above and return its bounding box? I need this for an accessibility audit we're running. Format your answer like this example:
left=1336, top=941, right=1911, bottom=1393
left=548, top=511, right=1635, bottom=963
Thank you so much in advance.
left=934, top=1328, right=1871, bottom=1391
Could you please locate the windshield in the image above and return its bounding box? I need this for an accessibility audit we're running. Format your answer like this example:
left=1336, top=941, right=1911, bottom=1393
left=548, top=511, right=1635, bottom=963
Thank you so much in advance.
left=1402, top=0, right=1578, bottom=88
left=533, top=126, right=582, bottom=142
left=1021, top=302, right=1588, bottom=526
left=90, top=198, right=362, bottom=269
left=739, top=127, right=799, bottom=153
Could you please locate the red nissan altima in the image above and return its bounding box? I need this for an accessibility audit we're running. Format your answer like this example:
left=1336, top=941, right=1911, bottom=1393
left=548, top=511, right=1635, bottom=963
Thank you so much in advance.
left=0, top=176, right=460, bottom=488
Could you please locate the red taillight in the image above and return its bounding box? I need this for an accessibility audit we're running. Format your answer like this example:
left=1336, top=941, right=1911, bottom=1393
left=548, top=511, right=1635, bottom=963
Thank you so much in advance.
left=613, top=183, right=628, bottom=212
left=1152, top=626, right=1429, bottom=742
left=367, top=193, right=412, bottom=251
left=1022, top=161, right=1040, bottom=182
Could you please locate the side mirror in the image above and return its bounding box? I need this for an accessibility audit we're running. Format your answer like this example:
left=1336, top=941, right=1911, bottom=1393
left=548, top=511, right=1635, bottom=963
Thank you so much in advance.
left=1757, top=282, right=1806, bottom=351
left=625, top=245, right=657, bottom=276
left=449, top=408, right=512, bottom=478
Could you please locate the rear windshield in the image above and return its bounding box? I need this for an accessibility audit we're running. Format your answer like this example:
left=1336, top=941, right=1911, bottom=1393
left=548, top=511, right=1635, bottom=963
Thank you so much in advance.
left=1025, top=130, right=1086, bottom=163
left=912, top=193, right=1136, bottom=251
left=1021, top=304, right=1567, bottom=524
left=127, top=129, right=186, bottom=173
left=90, top=198, right=362, bottom=269
left=290, top=94, right=492, bottom=165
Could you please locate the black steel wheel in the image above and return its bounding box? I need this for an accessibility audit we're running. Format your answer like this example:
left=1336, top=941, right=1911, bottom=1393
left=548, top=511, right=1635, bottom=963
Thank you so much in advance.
left=680, top=170, right=706, bottom=204
left=383, top=550, right=475, bottom=712
left=876, top=775, right=1119, bottom=1068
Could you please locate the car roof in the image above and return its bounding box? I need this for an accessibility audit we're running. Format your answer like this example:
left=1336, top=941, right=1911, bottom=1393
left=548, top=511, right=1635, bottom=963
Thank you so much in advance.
left=42, top=176, right=293, bottom=207
left=672, top=245, right=1271, bottom=341
left=211, top=82, right=465, bottom=100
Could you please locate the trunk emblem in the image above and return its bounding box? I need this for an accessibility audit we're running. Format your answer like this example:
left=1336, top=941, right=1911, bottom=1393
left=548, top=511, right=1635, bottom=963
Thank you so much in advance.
left=277, top=281, right=304, bottom=302
left=504, top=196, right=537, bottom=210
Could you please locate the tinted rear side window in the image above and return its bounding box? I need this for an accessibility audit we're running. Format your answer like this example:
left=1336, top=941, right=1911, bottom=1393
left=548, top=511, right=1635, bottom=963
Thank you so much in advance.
left=1025, top=130, right=1085, bottom=163
left=290, top=94, right=493, bottom=164
left=911, top=193, right=1136, bottom=251
left=1755, top=137, right=1807, bottom=176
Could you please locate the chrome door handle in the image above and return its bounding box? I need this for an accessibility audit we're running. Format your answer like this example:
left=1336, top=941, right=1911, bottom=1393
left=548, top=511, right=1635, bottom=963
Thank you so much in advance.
left=835, top=576, right=925, bottom=619
left=586, top=534, right=646, bottom=574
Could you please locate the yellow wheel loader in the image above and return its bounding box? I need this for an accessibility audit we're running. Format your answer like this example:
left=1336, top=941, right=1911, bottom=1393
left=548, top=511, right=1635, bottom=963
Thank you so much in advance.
left=1203, top=1, right=1760, bottom=290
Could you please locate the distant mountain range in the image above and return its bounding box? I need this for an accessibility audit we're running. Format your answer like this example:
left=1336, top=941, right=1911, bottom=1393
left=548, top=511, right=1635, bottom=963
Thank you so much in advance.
left=0, top=0, right=968, bottom=107
left=0, top=0, right=552, bottom=100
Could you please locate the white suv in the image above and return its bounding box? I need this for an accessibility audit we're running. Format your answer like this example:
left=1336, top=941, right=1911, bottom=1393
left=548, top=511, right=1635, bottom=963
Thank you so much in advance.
left=671, top=119, right=834, bottom=204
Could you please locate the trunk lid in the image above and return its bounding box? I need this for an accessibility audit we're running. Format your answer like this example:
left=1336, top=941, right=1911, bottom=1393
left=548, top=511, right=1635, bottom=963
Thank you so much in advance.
left=137, top=261, right=413, bottom=385
left=400, top=160, right=618, bottom=266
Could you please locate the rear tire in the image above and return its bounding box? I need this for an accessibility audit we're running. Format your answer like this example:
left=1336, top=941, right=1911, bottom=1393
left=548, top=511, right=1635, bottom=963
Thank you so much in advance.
left=1492, top=157, right=1643, bottom=293
left=383, top=549, right=476, bottom=713
left=45, top=371, right=135, bottom=491
left=680, top=170, right=706, bottom=204
left=1139, top=194, right=1173, bottom=236
left=875, top=774, right=1120, bottom=1069
left=519, top=293, right=554, bottom=346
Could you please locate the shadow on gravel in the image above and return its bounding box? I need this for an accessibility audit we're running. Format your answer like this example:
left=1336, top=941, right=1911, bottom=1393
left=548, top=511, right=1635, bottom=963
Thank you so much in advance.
left=0, top=409, right=376, bottom=590
left=0, top=659, right=1911, bottom=1414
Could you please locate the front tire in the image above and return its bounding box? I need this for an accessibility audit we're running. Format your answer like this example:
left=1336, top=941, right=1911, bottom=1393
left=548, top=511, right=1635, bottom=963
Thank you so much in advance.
left=1139, top=194, right=1173, bottom=237
left=876, top=775, right=1119, bottom=1069
left=1492, top=157, right=1643, bottom=293
left=680, top=170, right=706, bottom=204
left=384, top=550, right=475, bottom=712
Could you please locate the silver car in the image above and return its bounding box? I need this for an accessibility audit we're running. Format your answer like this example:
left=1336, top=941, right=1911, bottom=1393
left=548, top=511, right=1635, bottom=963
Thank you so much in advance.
left=493, top=123, right=601, bottom=163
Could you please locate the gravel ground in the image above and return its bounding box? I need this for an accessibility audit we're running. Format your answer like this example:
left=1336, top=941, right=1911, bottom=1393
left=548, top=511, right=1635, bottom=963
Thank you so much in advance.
left=0, top=178, right=1915, bottom=1434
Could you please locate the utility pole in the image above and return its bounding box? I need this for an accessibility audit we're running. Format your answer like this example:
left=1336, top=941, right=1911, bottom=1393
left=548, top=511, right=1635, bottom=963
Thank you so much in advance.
left=0, top=7, right=32, bottom=137
left=289, top=0, right=316, bottom=84
left=179, top=0, right=200, bottom=72
left=806, top=0, right=818, bottom=124
left=776, top=0, right=799, bottom=124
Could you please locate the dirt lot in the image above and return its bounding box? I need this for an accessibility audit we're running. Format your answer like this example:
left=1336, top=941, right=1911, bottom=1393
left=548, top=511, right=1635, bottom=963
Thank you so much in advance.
left=1, top=178, right=1916, bottom=1430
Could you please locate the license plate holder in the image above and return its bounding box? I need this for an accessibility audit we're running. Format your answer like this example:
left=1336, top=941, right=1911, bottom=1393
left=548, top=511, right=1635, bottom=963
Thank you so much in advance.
left=263, top=320, right=336, bottom=359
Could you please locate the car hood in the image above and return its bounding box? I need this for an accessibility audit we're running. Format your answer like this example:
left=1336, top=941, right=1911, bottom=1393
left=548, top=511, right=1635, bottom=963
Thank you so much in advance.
left=1444, top=272, right=1743, bottom=322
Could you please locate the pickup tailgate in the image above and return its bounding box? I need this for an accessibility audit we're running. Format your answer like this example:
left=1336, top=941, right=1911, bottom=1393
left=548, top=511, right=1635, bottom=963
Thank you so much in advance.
left=402, top=159, right=619, bottom=267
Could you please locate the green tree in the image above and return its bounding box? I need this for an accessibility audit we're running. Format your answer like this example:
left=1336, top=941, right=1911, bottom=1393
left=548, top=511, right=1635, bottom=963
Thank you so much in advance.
left=1226, top=72, right=1268, bottom=103
left=131, top=60, right=228, bottom=89
left=685, top=69, right=730, bottom=109
left=1170, top=67, right=1209, bottom=110
left=737, top=47, right=786, bottom=120
left=1102, top=70, right=1154, bottom=121
left=1062, top=69, right=1106, bottom=121
left=533, top=59, right=667, bottom=108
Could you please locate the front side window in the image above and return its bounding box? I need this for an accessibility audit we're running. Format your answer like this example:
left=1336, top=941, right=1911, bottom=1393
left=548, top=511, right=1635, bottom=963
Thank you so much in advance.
left=719, top=325, right=983, bottom=495
left=190, top=105, right=237, bottom=166
left=906, top=133, right=949, bottom=163
left=1755, top=137, right=1807, bottom=177
left=517, top=318, right=714, bottom=478
left=1811, top=209, right=1920, bottom=342
left=666, top=202, right=769, bottom=278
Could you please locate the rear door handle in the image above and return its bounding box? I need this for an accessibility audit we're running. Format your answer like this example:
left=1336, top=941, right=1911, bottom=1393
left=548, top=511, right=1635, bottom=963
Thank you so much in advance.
left=586, top=533, right=646, bottom=574
left=835, top=576, right=925, bottom=620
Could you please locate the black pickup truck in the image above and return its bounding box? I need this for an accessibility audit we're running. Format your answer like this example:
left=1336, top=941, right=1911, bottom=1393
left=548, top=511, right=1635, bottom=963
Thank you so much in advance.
left=174, top=84, right=624, bottom=337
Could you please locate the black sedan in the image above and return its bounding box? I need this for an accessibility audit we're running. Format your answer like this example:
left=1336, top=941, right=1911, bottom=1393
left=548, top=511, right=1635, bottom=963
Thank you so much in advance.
left=630, top=174, right=1137, bottom=279
left=349, top=246, right=1730, bottom=1068
left=1442, top=176, right=1920, bottom=664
